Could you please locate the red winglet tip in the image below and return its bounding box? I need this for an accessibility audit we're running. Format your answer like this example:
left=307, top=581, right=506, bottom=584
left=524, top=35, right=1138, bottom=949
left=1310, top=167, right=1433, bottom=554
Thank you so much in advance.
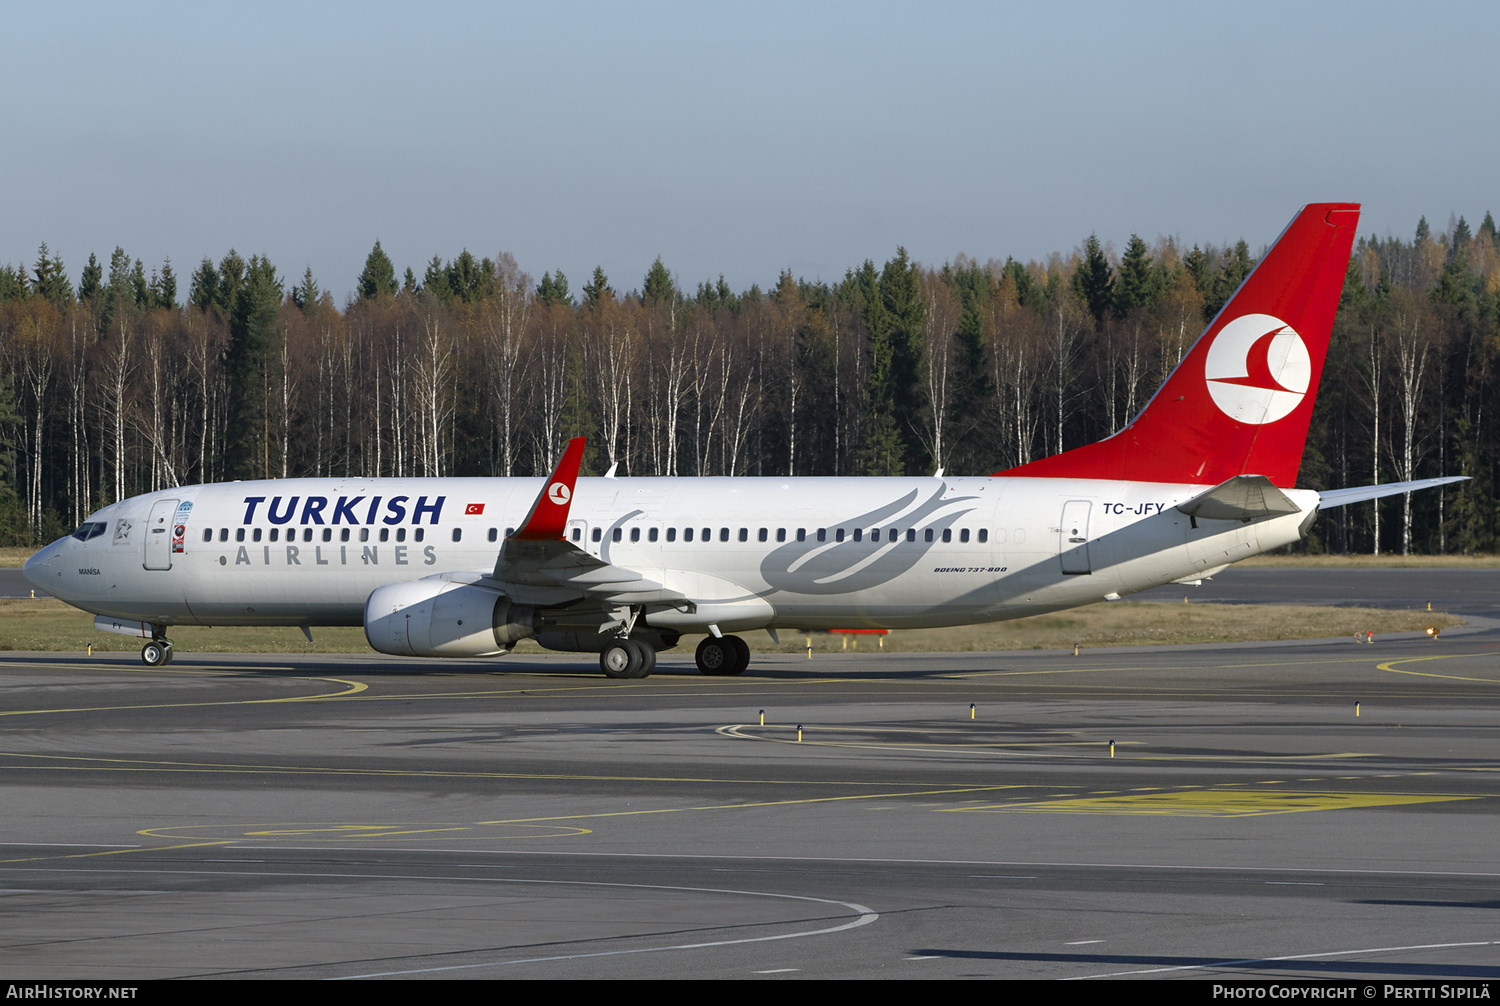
left=514, top=437, right=586, bottom=541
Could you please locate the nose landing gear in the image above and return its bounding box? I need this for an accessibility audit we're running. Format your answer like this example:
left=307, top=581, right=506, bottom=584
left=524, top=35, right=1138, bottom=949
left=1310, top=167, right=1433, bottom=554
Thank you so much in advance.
left=141, top=638, right=174, bottom=666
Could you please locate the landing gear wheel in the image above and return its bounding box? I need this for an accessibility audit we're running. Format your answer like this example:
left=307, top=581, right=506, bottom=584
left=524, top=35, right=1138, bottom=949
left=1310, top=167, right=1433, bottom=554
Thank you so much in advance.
left=696, top=635, right=748, bottom=676
left=695, top=636, right=730, bottom=675
left=141, top=641, right=170, bottom=666
left=727, top=635, right=750, bottom=675
left=601, top=639, right=648, bottom=679
left=632, top=640, right=657, bottom=678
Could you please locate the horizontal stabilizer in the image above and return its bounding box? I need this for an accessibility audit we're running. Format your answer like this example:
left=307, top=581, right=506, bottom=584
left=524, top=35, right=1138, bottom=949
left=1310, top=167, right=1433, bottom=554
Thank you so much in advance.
left=1177, top=475, right=1301, bottom=522
left=1317, top=476, right=1468, bottom=509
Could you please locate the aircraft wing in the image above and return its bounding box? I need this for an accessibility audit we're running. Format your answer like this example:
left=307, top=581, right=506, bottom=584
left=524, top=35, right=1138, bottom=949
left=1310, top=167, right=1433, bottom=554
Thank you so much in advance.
left=1176, top=474, right=1302, bottom=522
left=1317, top=476, right=1468, bottom=509
left=485, top=437, right=691, bottom=608
left=490, top=536, right=690, bottom=606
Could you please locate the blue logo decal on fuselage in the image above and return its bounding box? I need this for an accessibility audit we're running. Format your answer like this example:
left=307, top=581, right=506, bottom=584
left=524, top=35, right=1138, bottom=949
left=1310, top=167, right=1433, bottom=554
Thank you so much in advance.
left=239, top=495, right=446, bottom=526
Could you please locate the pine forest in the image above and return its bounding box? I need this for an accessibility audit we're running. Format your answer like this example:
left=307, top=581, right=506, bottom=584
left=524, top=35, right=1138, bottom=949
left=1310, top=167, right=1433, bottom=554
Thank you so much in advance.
left=1, top=211, right=1498, bottom=556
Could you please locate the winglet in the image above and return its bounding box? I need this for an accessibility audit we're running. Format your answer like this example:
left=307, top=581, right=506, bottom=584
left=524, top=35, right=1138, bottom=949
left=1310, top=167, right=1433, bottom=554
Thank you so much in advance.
left=513, top=437, right=586, bottom=541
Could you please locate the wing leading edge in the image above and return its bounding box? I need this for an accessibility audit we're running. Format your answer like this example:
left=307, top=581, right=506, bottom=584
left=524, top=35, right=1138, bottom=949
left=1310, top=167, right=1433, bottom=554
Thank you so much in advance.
left=487, top=437, right=691, bottom=608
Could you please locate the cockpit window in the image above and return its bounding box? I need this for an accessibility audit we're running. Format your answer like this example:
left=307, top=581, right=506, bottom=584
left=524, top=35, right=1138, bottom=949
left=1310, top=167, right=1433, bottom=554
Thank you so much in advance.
left=71, top=521, right=108, bottom=542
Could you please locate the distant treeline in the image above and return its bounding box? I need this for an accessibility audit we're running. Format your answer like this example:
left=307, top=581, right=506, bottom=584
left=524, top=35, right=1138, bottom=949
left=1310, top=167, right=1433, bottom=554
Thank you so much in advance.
left=1, top=211, right=1497, bottom=555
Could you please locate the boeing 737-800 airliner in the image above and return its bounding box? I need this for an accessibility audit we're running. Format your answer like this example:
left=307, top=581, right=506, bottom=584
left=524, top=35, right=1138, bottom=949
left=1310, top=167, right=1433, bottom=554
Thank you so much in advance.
left=23, top=203, right=1460, bottom=677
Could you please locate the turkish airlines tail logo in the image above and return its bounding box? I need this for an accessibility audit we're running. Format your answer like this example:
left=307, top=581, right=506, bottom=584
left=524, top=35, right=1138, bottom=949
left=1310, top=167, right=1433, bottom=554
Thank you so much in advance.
left=1204, top=313, right=1311, bottom=425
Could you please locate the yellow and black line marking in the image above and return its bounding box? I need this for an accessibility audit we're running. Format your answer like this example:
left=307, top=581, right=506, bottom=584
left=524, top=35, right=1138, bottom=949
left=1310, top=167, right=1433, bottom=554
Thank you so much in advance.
left=1377, top=654, right=1500, bottom=684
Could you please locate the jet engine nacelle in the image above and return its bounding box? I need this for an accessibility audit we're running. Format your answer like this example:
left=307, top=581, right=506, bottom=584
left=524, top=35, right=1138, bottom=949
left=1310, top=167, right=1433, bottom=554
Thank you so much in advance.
left=364, top=578, right=537, bottom=658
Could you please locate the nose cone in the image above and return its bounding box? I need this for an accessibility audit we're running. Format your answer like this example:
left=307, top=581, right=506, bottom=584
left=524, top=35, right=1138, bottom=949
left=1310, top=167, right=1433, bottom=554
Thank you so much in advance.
left=23, top=541, right=62, bottom=592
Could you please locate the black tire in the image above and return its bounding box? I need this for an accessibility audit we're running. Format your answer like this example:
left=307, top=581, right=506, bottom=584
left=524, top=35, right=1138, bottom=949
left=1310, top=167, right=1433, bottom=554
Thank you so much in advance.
left=631, top=640, right=656, bottom=678
left=600, top=640, right=642, bottom=679
left=726, top=635, right=750, bottom=676
left=141, top=642, right=167, bottom=666
left=695, top=636, right=734, bottom=675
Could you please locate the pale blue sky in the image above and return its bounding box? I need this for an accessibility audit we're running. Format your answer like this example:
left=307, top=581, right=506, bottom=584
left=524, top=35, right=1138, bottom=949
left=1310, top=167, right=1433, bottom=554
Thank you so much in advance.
left=2, top=1, right=1494, bottom=301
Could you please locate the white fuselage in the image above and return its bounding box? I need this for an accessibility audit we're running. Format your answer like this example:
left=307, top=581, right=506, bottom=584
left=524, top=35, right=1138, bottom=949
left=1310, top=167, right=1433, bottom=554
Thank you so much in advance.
left=25, top=474, right=1316, bottom=635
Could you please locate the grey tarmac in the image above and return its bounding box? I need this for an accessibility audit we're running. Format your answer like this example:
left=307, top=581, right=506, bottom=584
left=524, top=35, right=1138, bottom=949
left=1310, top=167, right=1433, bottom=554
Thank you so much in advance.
left=0, top=567, right=1498, bottom=979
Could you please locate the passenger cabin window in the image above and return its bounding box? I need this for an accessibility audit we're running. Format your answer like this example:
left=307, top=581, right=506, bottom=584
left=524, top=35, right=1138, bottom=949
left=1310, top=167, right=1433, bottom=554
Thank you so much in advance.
left=960, top=528, right=970, bottom=543
left=340, top=528, right=350, bottom=542
left=738, top=528, right=748, bottom=542
left=323, top=528, right=333, bottom=542
left=359, top=528, right=369, bottom=542
left=612, top=528, right=622, bottom=542
left=202, top=529, right=212, bottom=543
left=571, top=528, right=581, bottom=541
left=684, top=527, right=694, bottom=542
left=719, top=528, right=729, bottom=542
left=236, top=528, right=246, bottom=542
left=852, top=528, right=862, bottom=542
left=835, top=528, right=845, bottom=542
left=396, top=528, right=406, bottom=542
left=254, top=528, right=263, bottom=542
left=667, top=528, right=677, bottom=542
left=414, top=528, right=424, bottom=542
left=648, top=527, right=658, bottom=542
left=797, top=528, right=806, bottom=542
left=776, top=528, right=786, bottom=542
left=978, top=529, right=988, bottom=543
left=924, top=529, right=934, bottom=542
left=817, top=528, right=826, bottom=542
left=591, top=528, right=602, bottom=542
left=942, top=528, right=952, bottom=543
left=270, top=528, right=279, bottom=542
left=630, top=527, right=640, bottom=542
left=505, top=527, right=515, bottom=537
left=490, top=528, right=500, bottom=542
left=701, top=527, right=710, bottom=541
left=379, top=528, right=389, bottom=543
left=452, top=528, right=462, bottom=542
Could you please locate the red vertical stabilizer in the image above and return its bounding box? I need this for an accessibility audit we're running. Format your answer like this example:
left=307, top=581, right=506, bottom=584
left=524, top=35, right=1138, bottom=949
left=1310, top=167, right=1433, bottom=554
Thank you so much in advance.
left=995, top=203, right=1360, bottom=487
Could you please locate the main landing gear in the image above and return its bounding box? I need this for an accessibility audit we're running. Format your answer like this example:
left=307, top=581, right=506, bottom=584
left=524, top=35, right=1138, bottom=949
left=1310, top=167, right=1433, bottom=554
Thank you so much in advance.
left=599, top=637, right=657, bottom=679
left=141, top=638, right=174, bottom=666
left=597, top=632, right=750, bottom=679
left=695, top=635, right=749, bottom=676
